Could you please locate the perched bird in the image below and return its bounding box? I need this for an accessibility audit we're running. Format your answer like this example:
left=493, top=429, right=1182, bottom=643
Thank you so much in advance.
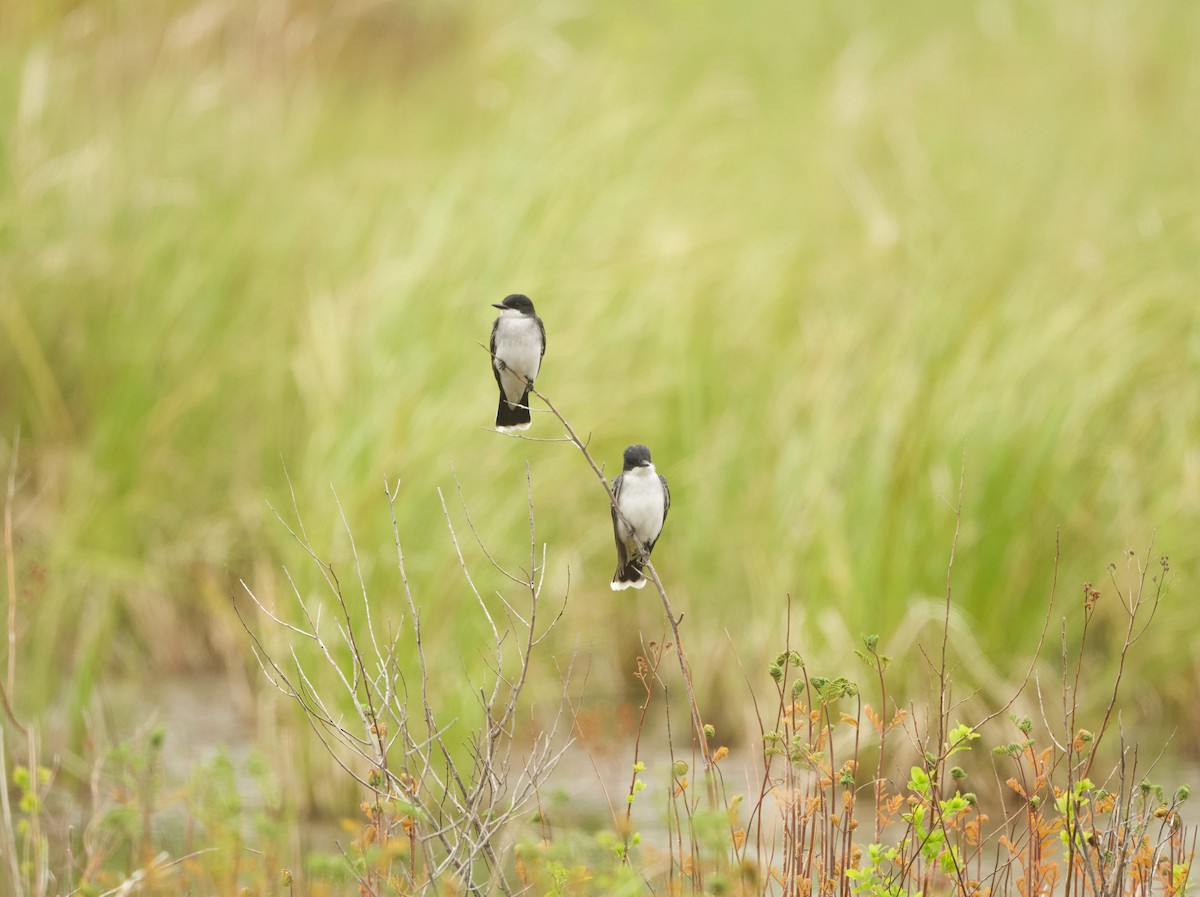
left=489, top=294, right=546, bottom=432
left=610, top=444, right=670, bottom=590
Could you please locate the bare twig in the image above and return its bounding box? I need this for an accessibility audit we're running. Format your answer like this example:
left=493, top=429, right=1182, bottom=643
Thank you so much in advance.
left=1085, top=545, right=1168, bottom=776
left=478, top=345, right=713, bottom=767
left=238, top=465, right=573, bottom=895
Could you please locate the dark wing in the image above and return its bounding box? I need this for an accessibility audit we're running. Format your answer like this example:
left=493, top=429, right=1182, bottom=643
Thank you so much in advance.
left=610, top=474, right=629, bottom=569
left=535, top=314, right=547, bottom=359
left=646, top=474, right=670, bottom=553
left=489, top=317, right=504, bottom=390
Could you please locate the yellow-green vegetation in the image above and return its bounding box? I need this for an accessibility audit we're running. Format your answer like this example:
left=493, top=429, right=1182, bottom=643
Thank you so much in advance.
left=1, top=0, right=1198, bottom=893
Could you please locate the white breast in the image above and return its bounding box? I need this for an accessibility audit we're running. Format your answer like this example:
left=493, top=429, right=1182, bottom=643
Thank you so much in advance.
left=493, top=315, right=543, bottom=404
left=616, top=467, right=665, bottom=548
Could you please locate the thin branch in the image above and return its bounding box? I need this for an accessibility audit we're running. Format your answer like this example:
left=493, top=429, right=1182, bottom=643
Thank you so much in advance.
left=484, top=428, right=576, bottom=443
left=973, top=530, right=1059, bottom=732
left=479, top=342, right=713, bottom=766
left=238, top=580, right=317, bottom=638
left=451, top=466, right=529, bottom=588
left=333, top=487, right=388, bottom=686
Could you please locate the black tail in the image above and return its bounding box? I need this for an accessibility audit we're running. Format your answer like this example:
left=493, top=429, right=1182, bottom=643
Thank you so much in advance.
left=612, top=558, right=646, bottom=590
left=495, top=389, right=531, bottom=430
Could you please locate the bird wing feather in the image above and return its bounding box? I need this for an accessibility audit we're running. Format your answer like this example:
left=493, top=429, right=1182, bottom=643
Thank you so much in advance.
left=489, top=318, right=505, bottom=391
left=610, top=474, right=629, bottom=569
left=646, top=474, right=670, bottom=553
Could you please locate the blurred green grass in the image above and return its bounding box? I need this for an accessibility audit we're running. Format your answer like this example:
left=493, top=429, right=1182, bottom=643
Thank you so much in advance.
left=1, top=0, right=1198, bottom=753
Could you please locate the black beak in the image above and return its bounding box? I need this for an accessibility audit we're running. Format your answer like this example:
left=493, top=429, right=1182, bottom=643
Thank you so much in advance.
left=491, top=302, right=507, bottom=309
left=639, top=459, right=652, bottom=467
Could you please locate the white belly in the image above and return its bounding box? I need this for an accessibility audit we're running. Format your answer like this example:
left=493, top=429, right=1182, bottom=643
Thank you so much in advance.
left=616, top=472, right=665, bottom=548
left=494, top=317, right=542, bottom=405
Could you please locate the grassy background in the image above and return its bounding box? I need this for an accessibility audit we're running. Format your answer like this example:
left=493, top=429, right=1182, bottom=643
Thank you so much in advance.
left=2, top=0, right=1198, bottom=790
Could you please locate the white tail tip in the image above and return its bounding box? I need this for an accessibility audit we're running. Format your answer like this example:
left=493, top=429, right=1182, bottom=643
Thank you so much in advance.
left=611, top=578, right=646, bottom=591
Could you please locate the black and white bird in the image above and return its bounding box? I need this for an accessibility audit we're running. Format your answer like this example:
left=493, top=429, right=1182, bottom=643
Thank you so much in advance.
left=610, top=444, right=670, bottom=590
left=489, top=294, right=546, bottom=432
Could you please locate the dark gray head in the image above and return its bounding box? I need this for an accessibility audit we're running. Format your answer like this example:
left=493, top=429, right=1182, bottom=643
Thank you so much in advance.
left=491, top=294, right=536, bottom=314
left=622, top=444, right=653, bottom=472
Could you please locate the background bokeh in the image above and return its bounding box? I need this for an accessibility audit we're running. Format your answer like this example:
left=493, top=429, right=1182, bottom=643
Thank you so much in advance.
left=2, top=0, right=1198, bottom=809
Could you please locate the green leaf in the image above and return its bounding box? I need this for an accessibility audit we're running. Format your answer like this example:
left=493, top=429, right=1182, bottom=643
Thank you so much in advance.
left=908, top=766, right=931, bottom=795
left=946, top=723, right=980, bottom=755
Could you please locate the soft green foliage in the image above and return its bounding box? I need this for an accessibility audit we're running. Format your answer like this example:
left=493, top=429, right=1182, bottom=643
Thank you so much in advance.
left=0, top=0, right=1198, bottom=891
left=1057, top=777, right=1096, bottom=851
left=945, top=723, right=979, bottom=756
left=1, top=0, right=1197, bottom=737
left=901, top=759, right=972, bottom=875
left=1, top=597, right=1192, bottom=895
left=846, top=843, right=918, bottom=897
left=811, top=675, right=859, bottom=703
left=516, top=832, right=644, bottom=896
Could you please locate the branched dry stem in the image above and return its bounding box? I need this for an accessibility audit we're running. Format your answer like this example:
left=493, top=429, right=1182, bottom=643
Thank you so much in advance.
left=225, top=359, right=1193, bottom=897
left=479, top=349, right=743, bottom=894
left=479, top=344, right=713, bottom=767
left=236, top=464, right=575, bottom=895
